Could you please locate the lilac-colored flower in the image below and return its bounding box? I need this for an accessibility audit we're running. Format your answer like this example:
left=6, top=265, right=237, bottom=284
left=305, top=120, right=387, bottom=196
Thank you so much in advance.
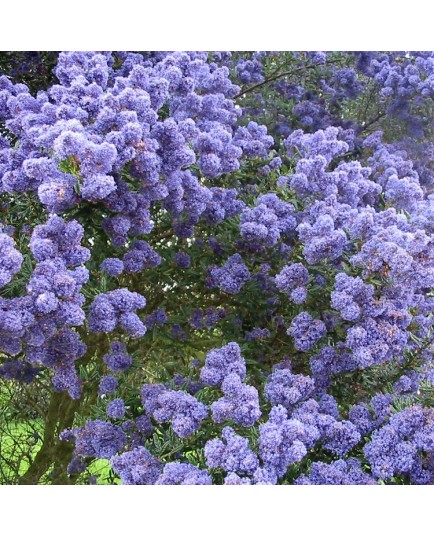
left=0, top=231, right=23, bottom=288
left=100, top=258, right=124, bottom=276
left=274, top=263, right=309, bottom=304
left=200, top=342, right=246, bottom=387
left=265, top=369, right=315, bottom=409
left=103, top=341, right=132, bottom=372
left=209, top=254, right=250, bottom=295
left=155, top=462, right=211, bottom=485
left=61, top=420, right=127, bottom=459
left=205, top=427, right=259, bottom=475
left=99, top=375, right=118, bottom=396
left=110, top=446, right=163, bottom=484
left=174, top=252, right=191, bottom=268
left=135, top=415, right=154, bottom=437
left=244, top=327, right=271, bottom=341
left=295, top=458, right=377, bottom=485
left=141, top=384, right=208, bottom=438
left=107, top=398, right=126, bottom=419
left=211, top=373, right=261, bottom=427
left=287, top=312, right=326, bottom=352
left=258, top=405, right=312, bottom=478
left=88, top=289, right=146, bottom=336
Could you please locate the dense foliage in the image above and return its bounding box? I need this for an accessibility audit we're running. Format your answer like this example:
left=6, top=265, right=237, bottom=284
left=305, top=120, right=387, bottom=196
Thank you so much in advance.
left=1, top=51, right=434, bottom=485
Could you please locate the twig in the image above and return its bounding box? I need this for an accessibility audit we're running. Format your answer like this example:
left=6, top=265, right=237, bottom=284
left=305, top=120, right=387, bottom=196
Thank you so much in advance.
left=234, top=58, right=343, bottom=100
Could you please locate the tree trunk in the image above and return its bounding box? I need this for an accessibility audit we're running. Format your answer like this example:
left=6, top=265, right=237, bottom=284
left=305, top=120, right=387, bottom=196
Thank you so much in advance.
left=18, top=391, right=80, bottom=485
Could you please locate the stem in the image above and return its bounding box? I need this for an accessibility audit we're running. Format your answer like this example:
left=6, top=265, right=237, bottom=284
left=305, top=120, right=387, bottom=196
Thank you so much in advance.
left=18, top=391, right=80, bottom=484
left=17, top=333, right=108, bottom=485
left=234, top=58, right=343, bottom=99
left=360, top=112, right=386, bottom=132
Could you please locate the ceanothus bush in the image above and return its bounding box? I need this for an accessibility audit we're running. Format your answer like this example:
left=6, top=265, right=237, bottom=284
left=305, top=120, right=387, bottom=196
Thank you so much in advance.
left=1, top=50, right=434, bottom=485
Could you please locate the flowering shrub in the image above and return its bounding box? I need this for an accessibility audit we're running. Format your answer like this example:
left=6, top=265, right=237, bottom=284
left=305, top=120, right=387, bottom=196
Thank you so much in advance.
left=1, top=51, right=434, bottom=485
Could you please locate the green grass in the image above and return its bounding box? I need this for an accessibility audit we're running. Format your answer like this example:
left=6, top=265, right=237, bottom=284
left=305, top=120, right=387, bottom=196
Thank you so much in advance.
left=0, top=419, right=119, bottom=484
left=0, top=419, right=43, bottom=483
left=87, top=459, right=120, bottom=485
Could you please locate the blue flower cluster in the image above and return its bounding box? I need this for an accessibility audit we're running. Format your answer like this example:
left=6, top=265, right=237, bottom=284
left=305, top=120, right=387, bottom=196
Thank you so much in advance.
left=295, top=458, right=377, bottom=485
left=240, top=194, right=296, bottom=248
left=107, top=398, right=126, bottom=419
left=265, top=369, right=315, bottom=409
left=205, top=426, right=259, bottom=475
left=155, top=462, right=211, bottom=485
left=364, top=406, right=434, bottom=483
left=88, top=289, right=147, bottom=337
left=0, top=230, right=23, bottom=287
left=200, top=342, right=246, bottom=386
left=287, top=312, right=327, bottom=352
left=2, top=51, right=434, bottom=486
left=103, top=341, right=132, bottom=372
left=211, top=373, right=261, bottom=427
left=60, top=420, right=127, bottom=459
left=110, top=446, right=163, bottom=485
left=140, top=384, right=208, bottom=438
left=209, top=254, right=250, bottom=294
left=274, top=263, right=309, bottom=304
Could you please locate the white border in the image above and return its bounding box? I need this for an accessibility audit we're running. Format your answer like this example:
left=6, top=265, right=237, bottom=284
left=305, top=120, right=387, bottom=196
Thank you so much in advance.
left=0, top=1, right=431, bottom=50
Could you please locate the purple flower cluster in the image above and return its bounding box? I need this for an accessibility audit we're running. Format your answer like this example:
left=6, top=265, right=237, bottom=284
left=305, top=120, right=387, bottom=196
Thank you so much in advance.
left=135, top=415, right=154, bottom=437
left=258, top=405, right=314, bottom=478
left=189, top=307, right=226, bottom=331
left=107, top=398, right=126, bottom=419
left=0, top=231, right=23, bottom=287
left=100, top=257, right=124, bottom=277
left=295, top=458, right=377, bottom=485
left=200, top=342, right=246, bottom=387
left=29, top=216, right=90, bottom=267
left=265, top=369, right=315, bottom=409
left=274, top=263, right=309, bottom=304
left=292, top=399, right=361, bottom=456
left=98, top=375, right=118, bottom=396
left=209, top=254, right=250, bottom=294
left=174, top=251, right=191, bottom=268
left=244, top=327, right=271, bottom=341
left=321, top=420, right=361, bottom=457
left=60, top=419, right=127, bottom=459
left=240, top=194, right=296, bottom=247
left=103, top=341, right=132, bottom=372
left=173, top=374, right=203, bottom=395
left=345, top=318, right=408, bottom=368
left=155, top=462, right=211, bottom=485
left=287, top=312, right=327, bottom=352
left=205, top=427, right=259, bottom=475
left=141, top=384, right=208, bottom=438
left=144, top=308, right=168, bottom=329
left=331, top=273, right=375, bottom=321
left=364, top=405, right=434, bottom=483
left=88, top=289, right=146, bottom=337
left=110, top=446, right=163, bottom=485
left=202, top=187, right=245, bottom=226
left=211, top=373, right=261, bottom=427
left=236, top=56, right=265, bottom=85
left=232, top=121, right=274, bottom=158
left=0, top=297, right=33, bottom=355
left=122, top=241, right=162, bottom=273
left=297, top=215, right=348, bottom=265
left=27, top=260, right=87, bottom=325
left=26, top=328, right=86, bottom=398
left=0, top=359, right=41, bottom=383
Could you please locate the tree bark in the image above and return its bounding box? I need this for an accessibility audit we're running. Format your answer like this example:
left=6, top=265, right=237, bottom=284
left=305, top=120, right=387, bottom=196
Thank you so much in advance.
left=18, top=391, right=80, bottom=485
